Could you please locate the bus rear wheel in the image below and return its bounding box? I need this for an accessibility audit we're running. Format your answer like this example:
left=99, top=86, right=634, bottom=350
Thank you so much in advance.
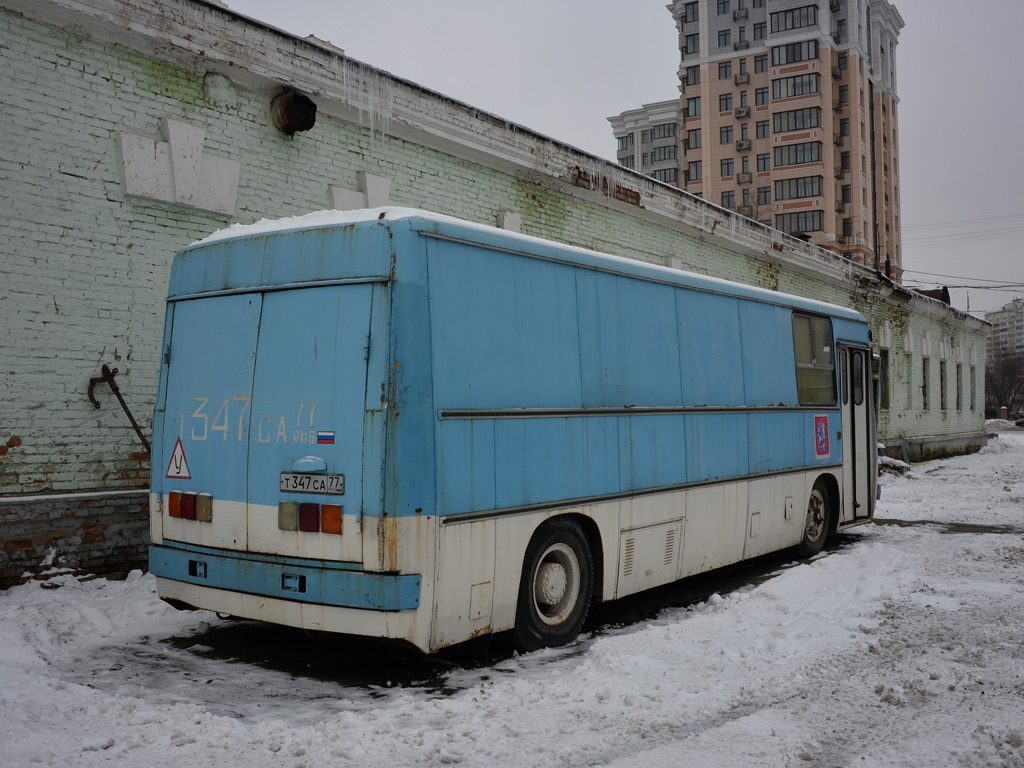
left=512, top=518, right=593, bottom=652
left=797, top=479, right=832, bottom=558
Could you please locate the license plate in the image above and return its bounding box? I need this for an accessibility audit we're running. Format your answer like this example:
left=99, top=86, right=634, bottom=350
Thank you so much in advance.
left=279, top=472, right=345, bottom=495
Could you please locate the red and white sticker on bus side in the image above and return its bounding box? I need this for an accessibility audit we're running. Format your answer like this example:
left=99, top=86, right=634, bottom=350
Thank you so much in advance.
left=814, top=415, right=830, bottom=458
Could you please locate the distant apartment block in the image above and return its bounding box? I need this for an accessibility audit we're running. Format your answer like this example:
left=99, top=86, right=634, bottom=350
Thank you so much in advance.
left=608, top=100, right=682, bottom=185
left=610, top=0, right=904, bottom=281
left=985, top=298, right=1024, bottom=357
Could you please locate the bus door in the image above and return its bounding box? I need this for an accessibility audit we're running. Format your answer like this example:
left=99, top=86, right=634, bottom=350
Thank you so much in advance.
left=156, top=292, right=262, bottom=552
left=245, top=284, right=376, bottom=564
left=838, top=345, right=873, bottom=522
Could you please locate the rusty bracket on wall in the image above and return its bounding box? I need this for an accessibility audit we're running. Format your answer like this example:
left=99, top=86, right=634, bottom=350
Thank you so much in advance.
left=88, top=365, right=151, bottom=455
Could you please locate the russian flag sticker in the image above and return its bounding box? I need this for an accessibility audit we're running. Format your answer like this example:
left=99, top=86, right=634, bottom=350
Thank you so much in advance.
left=317, top=431, right=336, bottom=445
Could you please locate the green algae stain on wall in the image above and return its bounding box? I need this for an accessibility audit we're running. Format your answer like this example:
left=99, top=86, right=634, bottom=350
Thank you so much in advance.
left=513, top=177, right=569, bottom=241
left=113, top=47, right=205, bottom=107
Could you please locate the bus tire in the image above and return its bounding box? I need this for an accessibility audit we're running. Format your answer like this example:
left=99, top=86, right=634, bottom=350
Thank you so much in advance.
left=512, top=518, right=593, bottom=652
left=797, top=479, right=832, bottom=558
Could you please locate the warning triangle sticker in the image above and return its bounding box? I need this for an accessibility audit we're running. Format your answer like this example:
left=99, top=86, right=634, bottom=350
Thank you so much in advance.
left=165, top=436, right=192, bottom=480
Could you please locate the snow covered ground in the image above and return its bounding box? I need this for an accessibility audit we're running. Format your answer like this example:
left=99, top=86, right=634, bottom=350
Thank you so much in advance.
left=2, top=430, right=1023, bottom=767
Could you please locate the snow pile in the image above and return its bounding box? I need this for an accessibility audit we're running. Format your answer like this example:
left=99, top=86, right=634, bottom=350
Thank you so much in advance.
left=987, top=418, right=1022, bottom=432
left=879, top=453, right=911, bottom=474
left=1, top=435, right=1023, bottom=767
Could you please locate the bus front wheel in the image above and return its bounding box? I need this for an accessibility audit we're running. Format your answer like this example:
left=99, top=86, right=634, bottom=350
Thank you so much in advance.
left=512, top=518, right=593, bottom=652
left=797, top=479, right=832, bottom=558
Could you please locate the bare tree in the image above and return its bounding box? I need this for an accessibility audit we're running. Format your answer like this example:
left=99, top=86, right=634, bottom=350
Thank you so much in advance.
left=736, top=195, right=775, bottom=225
left=985, top=351, right=1024, bottom=414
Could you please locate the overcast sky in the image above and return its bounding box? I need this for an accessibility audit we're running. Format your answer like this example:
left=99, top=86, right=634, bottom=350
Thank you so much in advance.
left=225, top=0, right=1022, bottom=318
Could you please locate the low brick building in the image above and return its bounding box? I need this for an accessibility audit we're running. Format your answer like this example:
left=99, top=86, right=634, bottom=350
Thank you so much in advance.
left=0, top=0, right=986, bottom=585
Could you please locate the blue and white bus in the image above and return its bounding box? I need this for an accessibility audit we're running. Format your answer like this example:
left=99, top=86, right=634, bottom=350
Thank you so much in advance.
left=149, top=209, right=876, bottom=653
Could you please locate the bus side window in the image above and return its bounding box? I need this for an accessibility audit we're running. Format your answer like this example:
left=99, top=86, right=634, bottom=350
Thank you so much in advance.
left=793, top=313, right=836, bottom=405
left=852, top=350, right=864, bottom=405
left=840, top=349, right=849, bottom=405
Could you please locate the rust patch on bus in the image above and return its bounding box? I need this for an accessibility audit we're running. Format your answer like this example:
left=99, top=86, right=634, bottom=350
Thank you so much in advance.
left=464, top=625, right=492, bottom=641
left=381, top=513, right=400, bottom=572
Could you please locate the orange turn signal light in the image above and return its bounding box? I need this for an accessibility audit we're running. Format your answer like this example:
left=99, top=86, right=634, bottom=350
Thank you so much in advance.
left=321, top=504, right=342, bottom=535
left=168, top=491, right=182, bottom=518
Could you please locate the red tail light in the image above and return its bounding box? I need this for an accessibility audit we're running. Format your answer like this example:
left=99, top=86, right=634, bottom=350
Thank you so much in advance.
left=298, top=503, right=320, bottom=532
left=182, top=492, right=197, bottom=520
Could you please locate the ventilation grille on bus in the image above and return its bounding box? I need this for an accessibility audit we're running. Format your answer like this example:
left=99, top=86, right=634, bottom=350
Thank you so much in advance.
left=623, top=538, right=635, bottom=577
left=622, top=528, right=677, bottom=578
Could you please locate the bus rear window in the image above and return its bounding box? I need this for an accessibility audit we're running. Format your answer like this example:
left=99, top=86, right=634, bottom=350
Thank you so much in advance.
left=793, top=314, right=836, bottom=405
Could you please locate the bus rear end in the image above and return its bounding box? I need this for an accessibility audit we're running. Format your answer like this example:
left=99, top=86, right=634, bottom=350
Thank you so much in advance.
left=148, top=221, right=425, bottom=647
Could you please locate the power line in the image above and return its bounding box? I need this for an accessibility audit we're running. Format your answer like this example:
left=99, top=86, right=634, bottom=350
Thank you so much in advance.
left=903, top=284, right=1024, bottom=292
left=904, top=231, right=1024, bottom=248
left=901, top=278, right=1024, bottom=291
left=903, top=223, right=1024, bottom=248
left=902, top=211, right=1024, bottom=231
left=901, top=268, right=1019, bottom=283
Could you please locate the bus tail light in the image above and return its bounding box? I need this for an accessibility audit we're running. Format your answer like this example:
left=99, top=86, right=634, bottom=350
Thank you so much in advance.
left=278, top=502, right=298, bottom=531
left=298, top=503, right=319, bottom=532
left=196, top=493, right=213, bottom=522
left=167, top=490, right=213, bottom=523
left=182, top=492, right=197, bottom=520
left=277, top=502, right=344, bottom=535
left=321, top=504, right=342, bottom=534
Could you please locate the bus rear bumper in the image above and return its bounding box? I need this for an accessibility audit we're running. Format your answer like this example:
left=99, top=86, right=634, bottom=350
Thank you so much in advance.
left=154, top=575, right=429, bottom=650
left=149, top=542, right=421, bottom=612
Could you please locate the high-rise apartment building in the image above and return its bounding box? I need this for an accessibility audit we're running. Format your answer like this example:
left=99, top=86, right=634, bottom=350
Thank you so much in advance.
left=610, top=0, right=904, bottom=281
left=985, top=298, right=1024, bottom=357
